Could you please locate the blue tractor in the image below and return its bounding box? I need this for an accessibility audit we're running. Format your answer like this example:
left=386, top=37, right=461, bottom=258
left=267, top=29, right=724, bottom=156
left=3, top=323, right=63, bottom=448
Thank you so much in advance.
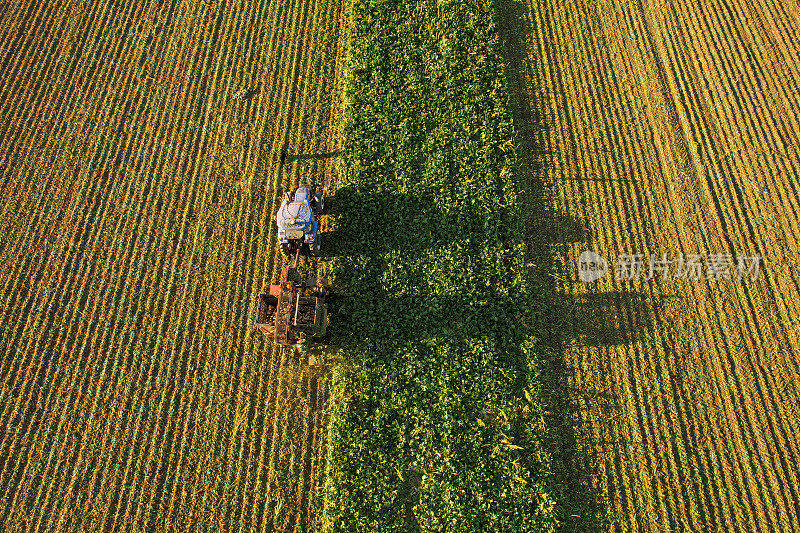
left=276, top=185, right=324, bottom=257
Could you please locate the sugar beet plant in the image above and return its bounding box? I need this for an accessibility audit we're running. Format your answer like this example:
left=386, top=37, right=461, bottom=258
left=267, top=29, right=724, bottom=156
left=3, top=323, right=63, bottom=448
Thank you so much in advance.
left=322, top=0, right=557, bottom=531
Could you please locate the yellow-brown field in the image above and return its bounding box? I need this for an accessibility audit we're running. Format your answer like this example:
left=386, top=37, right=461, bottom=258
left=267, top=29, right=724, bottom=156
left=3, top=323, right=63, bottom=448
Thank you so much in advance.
left=0, top=0, right=344, bottom=530
left=5, top=0, right=800, bottom=529
left=509, top=0, right=800, bottom=529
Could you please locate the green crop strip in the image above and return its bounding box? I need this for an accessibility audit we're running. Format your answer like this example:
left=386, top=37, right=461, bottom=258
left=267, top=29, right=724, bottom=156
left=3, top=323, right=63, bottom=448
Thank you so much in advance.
left=321, top=0, right=556, bottom=530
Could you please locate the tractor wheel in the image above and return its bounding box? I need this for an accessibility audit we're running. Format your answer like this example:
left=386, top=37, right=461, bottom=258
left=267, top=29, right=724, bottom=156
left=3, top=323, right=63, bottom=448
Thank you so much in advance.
left=310, top=235, right=321, bottom=256
left=314, top=191, right=325, bottom=214
left=280, top=243, right=292, bottom=256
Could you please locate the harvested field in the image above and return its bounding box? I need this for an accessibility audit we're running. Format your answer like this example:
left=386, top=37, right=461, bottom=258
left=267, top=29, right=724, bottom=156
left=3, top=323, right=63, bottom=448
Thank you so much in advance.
left=0, top=0, right=344, bottom=530
left=504, top=0, right=800, bottom=529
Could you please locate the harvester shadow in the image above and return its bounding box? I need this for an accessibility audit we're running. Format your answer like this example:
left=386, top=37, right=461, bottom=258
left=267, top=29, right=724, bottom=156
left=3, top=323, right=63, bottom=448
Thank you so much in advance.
left=329, top=290, right=538, bottom=352
left=498, top=0, right=660, bottom=529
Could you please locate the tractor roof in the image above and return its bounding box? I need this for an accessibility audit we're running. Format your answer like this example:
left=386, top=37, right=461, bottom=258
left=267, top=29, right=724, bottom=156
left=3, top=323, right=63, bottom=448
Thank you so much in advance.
left=277, top=196, right=312, bottom=230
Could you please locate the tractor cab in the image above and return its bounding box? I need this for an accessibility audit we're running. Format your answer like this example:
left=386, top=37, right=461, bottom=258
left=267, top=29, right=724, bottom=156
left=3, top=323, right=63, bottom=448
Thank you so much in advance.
left=276, top=185, right=324, bottom=256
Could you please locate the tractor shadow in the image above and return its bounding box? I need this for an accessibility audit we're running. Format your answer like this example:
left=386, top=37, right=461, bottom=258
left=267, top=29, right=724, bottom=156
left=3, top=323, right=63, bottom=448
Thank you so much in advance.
left=320, top=185, right=453, bottom=257
left=318, top=1, right=661, bottom=529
